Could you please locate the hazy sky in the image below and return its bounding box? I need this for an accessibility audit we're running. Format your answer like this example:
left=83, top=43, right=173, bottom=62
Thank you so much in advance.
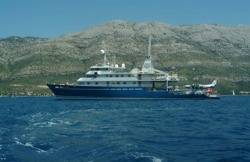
left=0, top=0, right=250, bottom=38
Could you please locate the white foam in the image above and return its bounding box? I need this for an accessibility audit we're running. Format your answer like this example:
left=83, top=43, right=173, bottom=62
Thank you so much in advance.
left=152, top=156, right=162, bottom=162
left=33, top=121, right=57, bottom=127
left=24, top=142, right=33, bottom=147
left=0, top=157, right=6, bottom=161
left=47, top=121, right=57, bottom=127
left=14, top=137, right=22, bottom=145
left=57, top=120, right=72, bottom=125
left=133, top=153, right=163, bottom=162
left=24, top=142, right=46, bottom=153
left=59, top=110, right=70, bottom=115
left=0, top=144, right=5, bottom=160
left=64, top=121, right=72, bottom=125
left=14, top=137, right=46, bottom=153
left=30, top=112, right=48, bottom=122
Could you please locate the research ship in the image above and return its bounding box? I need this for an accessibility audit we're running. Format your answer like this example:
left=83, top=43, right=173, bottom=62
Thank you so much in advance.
left=47, top=37, right=219, bottom=99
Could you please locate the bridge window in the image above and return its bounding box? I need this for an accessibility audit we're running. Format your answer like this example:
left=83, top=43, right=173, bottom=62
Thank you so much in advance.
left=91, top=68, right=99, bottom=71
left=117, top=82, right=120, bottom=84
left=123, top=82, right=127, bottom=84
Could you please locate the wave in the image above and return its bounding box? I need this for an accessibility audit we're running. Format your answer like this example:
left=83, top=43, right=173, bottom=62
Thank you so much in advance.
left=132, top=152, right=163, bottom=162
left=0, top=144, right=6, bottom=161
left=32, top=121, right=57, bottom=127
left=14, top=137, right=47, bottom=153
left=31, top=119, right=73, bottom=128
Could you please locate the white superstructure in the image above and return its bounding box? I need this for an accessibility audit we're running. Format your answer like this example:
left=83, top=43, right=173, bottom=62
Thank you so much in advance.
left=76, top=37, right=179, bottom=89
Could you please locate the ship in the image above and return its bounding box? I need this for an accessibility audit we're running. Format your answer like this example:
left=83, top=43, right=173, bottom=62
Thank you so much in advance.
left=47, top=37, right=219, bottom=99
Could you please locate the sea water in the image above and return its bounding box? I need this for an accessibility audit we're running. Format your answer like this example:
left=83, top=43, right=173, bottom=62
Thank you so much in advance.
left=0, top=96, right=250, bottom=162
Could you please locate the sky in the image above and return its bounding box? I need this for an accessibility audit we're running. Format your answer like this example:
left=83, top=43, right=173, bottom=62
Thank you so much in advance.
left=0, top=0, right=250, bottom=38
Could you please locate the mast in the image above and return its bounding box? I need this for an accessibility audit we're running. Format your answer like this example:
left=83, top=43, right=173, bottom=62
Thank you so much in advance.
left=142, top=35, right=154, bottom=73
left=100, top=49, right=107, bottom=65
left=147, top=35, right=152, bottom=60
left=101, top=40, right=108, bottom=65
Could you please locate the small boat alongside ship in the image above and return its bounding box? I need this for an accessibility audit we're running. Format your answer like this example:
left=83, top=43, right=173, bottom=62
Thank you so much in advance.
left=47, top=37, right=219, bottom=99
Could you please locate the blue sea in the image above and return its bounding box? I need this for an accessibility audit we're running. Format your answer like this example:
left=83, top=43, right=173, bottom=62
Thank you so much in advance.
left=0, top=96, right=250, bottom=162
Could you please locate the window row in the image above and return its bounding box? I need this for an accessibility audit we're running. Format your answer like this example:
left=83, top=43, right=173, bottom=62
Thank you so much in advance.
left=81, top=82, right=137, bottom=85
left=105, top=74, right=131, bottom=77
left=86, top=74, right=132, bottom=78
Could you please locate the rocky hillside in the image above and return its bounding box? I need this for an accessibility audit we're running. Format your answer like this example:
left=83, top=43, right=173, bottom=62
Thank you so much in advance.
left=0, top=20, right=250, bottom=95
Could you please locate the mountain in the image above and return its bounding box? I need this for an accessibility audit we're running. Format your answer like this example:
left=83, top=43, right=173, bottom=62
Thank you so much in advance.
left=0, top=20, right=250, bottom=95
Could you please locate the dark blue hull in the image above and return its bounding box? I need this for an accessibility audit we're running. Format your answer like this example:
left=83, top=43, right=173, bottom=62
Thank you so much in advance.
left=47, top=84, right=218, bottom=99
